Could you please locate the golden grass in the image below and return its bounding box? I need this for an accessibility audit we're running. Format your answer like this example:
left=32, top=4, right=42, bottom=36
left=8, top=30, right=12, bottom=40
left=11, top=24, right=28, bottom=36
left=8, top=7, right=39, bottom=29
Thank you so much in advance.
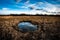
left=0, top=16, right=60, bottom=40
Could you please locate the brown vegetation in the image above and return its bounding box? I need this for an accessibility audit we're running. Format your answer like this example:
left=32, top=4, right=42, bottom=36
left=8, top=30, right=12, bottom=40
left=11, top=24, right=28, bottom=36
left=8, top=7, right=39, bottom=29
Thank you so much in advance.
left=0, top=16, right=60, bottom=40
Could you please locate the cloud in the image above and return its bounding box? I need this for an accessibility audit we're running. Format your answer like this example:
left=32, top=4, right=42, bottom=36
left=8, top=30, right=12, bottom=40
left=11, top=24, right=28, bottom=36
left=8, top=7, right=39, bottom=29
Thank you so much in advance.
left=15, top=0, right=21, bottom=4
left=0, top=8, right=20, bottom=15
left=43, top=3, right=56, bottom=12
left=25, top=0, right=30, bottom=4
left=0, top=8, right=30, bottom=15
left=17, top=3, right=36, bottom=9
left=42, top=2, right=60, bottom=15
left=22, top=1, right=58, bottom=12
left=30, top=2, right=60, bottom=15
left=0, top=1, right=60, bottom=15
left=0, top=7, right=60, bottom=15
left=0, top=8, right=10, bottom=15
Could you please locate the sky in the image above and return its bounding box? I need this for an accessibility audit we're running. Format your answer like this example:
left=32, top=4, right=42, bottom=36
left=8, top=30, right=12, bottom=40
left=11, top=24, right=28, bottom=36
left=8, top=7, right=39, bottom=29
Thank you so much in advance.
left=0, top=0, right=60, bottom=15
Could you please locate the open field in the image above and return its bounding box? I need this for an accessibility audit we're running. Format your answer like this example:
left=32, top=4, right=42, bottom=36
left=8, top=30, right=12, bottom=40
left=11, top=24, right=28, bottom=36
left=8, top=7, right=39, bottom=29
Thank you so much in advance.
left=0, top=16, right=60, bottom=40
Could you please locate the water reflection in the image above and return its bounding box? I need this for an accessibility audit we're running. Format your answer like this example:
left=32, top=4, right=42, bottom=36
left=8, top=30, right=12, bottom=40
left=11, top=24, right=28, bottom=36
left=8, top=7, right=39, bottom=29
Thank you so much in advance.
left=18, top=22, right=37, bottom=32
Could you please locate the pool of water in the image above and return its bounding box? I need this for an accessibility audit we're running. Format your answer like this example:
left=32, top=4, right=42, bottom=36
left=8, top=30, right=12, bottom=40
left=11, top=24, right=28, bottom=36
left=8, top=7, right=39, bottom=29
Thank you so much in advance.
left=18, top=22, right=38, bottom=32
